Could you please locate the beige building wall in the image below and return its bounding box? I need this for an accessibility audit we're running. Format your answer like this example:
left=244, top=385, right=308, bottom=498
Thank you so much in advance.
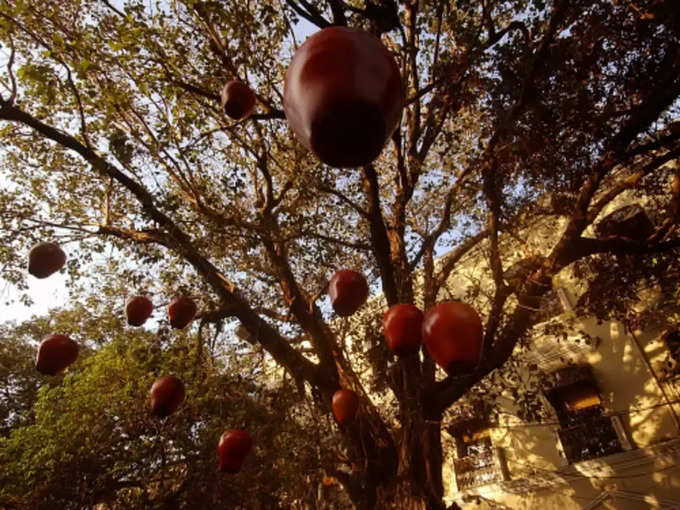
left=440, top=184, right=680, bottom=509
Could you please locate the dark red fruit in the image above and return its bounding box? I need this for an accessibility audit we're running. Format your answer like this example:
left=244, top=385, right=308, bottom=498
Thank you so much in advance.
left=422, top=302, right=483, bottom=374
left=328, top=270, right=369, bottom=317
left=221, top=81, right=256, bottom=120
left=332, top=388, right=359, bottom=425
left=168, top=296, right=197, bottom=329
left=149, top=376, right=185, bottom=417
left=125, top=296, right=153, bottom=327
left=383, top=304, right=423, bottom=356
left=284, top=26, right=403, bottom=168
left=218, top=429, right=253, bottom=473
left=36, top=334, right=79, bottom=375
left=28, top=242, right=66, bottom=279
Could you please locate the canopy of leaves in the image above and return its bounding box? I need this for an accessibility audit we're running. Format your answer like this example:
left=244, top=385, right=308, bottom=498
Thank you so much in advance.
left=0, top=309, right=348, bottom=509
left=1, top=0, right=679, bottom=507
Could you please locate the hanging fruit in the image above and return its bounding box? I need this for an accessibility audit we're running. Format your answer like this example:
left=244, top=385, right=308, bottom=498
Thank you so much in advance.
left=283, top=26, right=403, bottom=168
left=221, top=80, right=256, bottom=120
left=125, top=295, right=153, bottom=327
left=332, top=388, right=359, bottom=425
left=328, top=269, right=369, bottom=317
left=28, top=242, right=66, bottom=279
left=35, top=334, right=79, bottom=375
left=218, top=429, right=253, bottom=473
left=422, top=302, right=483, bottom=374
left=149, top=376, right=186, bottom=417
left=383, top=304, right=423, bottom=356
left=168, top=296, right=197, bottom=329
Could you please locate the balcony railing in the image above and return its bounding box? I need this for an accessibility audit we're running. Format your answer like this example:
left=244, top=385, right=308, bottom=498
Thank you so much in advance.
left=453, top=449, right=505, bottom=491
left=557, top=415, right=623, bottom=464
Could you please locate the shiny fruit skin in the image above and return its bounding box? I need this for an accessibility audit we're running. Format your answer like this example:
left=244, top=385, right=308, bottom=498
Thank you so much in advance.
left=149, top=376, right=185, bottom=417
left=28, top=242, right=66, bottom=279
left=421, top=302, right=483, bottom=374
left=125, top=296, right=153, bottom=327
left=332, top=388, right=359, bottom=425
left=218, top=429, right=253, bottom=473
left=168, top=296, right=197, bottom=329
left=36, top=334, right=79, bottom=375
left=328, top=270, right=369, bottom=317
left=383, top=304, right=423, bottom=356
left=283, top=26, right=403, bottom=168
left=221, top=81, right=256, bottom=120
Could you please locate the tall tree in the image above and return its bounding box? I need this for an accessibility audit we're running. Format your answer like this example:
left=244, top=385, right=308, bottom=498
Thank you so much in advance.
left=1, top=0, right=679, bottom=508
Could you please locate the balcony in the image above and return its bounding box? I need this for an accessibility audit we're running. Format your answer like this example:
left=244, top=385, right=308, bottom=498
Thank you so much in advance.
left=452, top=448, right=507, bottom=491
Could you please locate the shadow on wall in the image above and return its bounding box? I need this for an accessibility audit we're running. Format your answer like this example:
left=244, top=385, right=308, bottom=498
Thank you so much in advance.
left=449, top=314, right=680, bottom=509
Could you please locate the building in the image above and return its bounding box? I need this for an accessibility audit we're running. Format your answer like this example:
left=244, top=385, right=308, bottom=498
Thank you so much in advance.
left=437, top=191, right=680, bottom=509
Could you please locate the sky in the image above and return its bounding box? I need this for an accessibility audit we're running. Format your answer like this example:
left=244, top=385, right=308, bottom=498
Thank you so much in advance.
left=1, top=272, right=69, bottom=323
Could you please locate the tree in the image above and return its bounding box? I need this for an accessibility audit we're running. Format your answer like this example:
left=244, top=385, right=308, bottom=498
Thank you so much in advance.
left=0, top=0, right=679, bottom=508
left=1, top=308, right=347, bottom=509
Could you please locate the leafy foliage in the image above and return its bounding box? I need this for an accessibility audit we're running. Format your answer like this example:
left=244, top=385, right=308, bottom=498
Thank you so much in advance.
left=0, top=0, right=679, bottom=508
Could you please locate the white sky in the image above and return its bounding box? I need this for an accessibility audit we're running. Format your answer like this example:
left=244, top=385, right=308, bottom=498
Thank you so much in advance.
left=1, top=273, right=69, bottom=323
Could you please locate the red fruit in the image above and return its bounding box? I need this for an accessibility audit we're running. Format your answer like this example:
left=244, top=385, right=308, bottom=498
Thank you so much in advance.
left=284, top=26, right=403, bottom=168
left=422, top=302, right=483, bottom=374
left=28, top=242, right=66, bottom=279
left=328, top=270, right=369, bottom=317
left=149, top=376, right=185, bottom=417
left=36, top=334, right=79, bottom=375
left=125, top=296, right=153, bottom=327
left=383, top=304, right=423, bottom=356
left=332, top=388, right=359, bottom=425
left=221, top=81, right=256, bottom=120
left=218, top=429, right=253, bottom=473
left=168, top=297, right=197, bottom=329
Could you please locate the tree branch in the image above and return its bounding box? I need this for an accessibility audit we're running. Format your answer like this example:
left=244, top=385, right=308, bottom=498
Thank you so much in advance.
left=285, top=0, right=331, bottom=28
left=362, top=164, right=398, bottom=305
left=0, top=101, right=328, bottom=390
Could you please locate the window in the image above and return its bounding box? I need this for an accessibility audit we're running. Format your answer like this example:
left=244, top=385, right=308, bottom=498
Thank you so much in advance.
left=663, top=330, right=680, bottom=364
left=447, top=404, right=508, bottom=491
left=662, top=329, right=680, bottom=384
left=545, top=366, right=627, bottom=464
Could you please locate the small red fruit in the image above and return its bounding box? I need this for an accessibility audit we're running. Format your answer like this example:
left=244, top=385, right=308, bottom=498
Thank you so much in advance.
left=221, top=81, right=256, bottom=120
left=332, top=388, right=359, bottom=425
left=168, top=296, right=197, bottom=329
left=149, top=376, right=185, bottom=417
left=28, top=242, right=66, bottom=279
left=422, top=302, right=483, bottom=374
left=284, top=26, right=403, bottom=168
left=36, top=334, right=79, bottom=375
left=328, top=270, right=369, bottom=317
left=383, top=304, right=423, bottom=356
left=125, top=296, right=153, bottom=327
left=218, top=429, right=253, bottom=473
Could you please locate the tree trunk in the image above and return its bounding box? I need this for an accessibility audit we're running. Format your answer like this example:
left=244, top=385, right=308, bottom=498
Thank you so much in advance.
left=348, top=477, right=460, bottom=510
left=343, top=419, right=460, bottom=510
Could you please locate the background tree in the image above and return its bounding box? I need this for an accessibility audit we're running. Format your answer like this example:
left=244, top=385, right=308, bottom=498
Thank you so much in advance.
left=1, top=308, right=347, bottom=509
left=1, top=0, right=679, bottom=508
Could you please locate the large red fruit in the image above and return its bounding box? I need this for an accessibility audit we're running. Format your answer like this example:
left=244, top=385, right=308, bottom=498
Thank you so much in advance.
left=218, top=429, right=253, bottom=473
left=283, top=26, right=403, bottom=168
left=149, top=376, right=185, bottom=417
left=28, top=242, right=66, bottom=279
left=36, top=334, right=79, bottom=375
left=221, top=81, right=256, bottom=120
left=383, top=304, right=423, bottom=356
left=168, top=296, right=197, bottom=329
left=422, top=302, right=483, bottom=374
left=125, top=296, right=153, bottom=327
left=332, top=388, right=359, bottom=425
left=328, top=270, right=369, bottom=317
